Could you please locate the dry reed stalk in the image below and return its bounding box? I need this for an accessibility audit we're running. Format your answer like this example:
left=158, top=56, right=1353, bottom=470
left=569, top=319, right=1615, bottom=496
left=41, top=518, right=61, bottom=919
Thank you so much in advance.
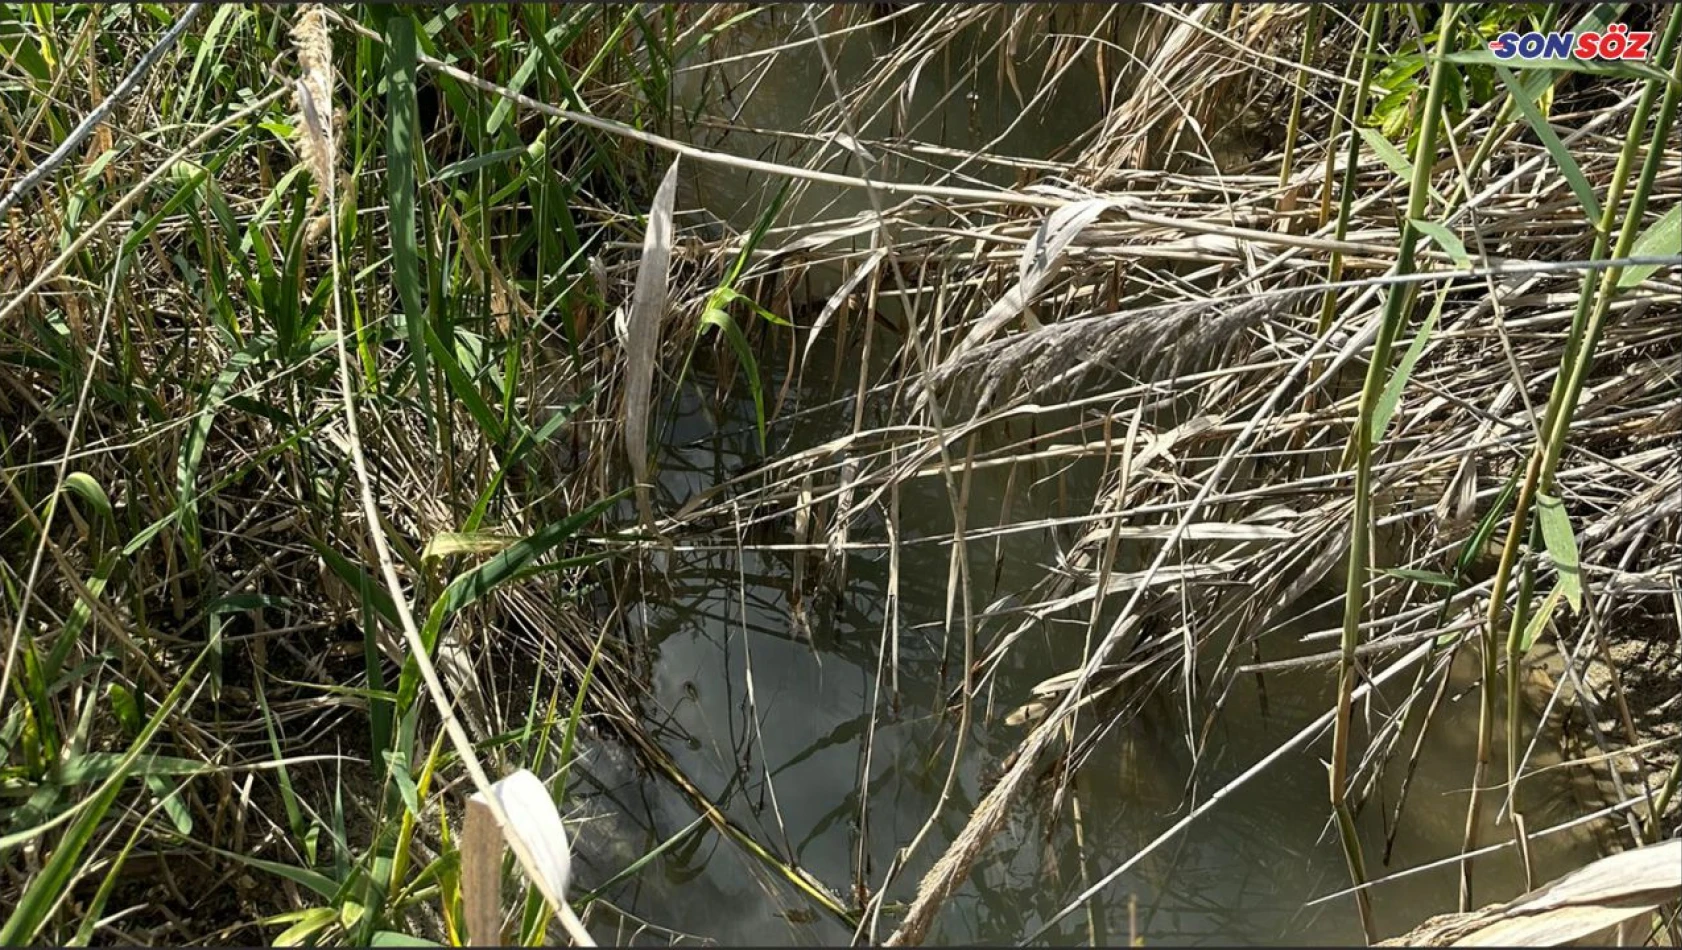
left=1379, top=838, right=1681, bottom=947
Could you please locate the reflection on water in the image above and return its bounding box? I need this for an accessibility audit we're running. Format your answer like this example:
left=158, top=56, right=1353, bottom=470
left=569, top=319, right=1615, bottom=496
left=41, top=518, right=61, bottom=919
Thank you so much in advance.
left=557, top=363, right=1602, bottom=946
left=669, top=4, right=1112, bottom=318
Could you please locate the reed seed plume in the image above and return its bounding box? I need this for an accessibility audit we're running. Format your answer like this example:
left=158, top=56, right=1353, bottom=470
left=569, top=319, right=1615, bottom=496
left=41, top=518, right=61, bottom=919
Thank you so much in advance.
left=292, top=3, right=337, bottom=244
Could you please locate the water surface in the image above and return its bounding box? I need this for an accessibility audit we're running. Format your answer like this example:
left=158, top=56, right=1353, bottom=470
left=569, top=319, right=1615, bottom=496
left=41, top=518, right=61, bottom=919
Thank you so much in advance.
left=560, top=358, right=1600, bottom=946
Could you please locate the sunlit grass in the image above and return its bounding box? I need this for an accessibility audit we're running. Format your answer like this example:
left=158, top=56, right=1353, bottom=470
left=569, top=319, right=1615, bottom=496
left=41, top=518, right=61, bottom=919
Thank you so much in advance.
left=2, top=3, right=1677, bottom=946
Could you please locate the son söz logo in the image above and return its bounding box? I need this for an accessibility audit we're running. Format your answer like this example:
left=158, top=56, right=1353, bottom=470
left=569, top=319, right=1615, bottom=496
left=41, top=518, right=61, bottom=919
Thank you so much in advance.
left=1487, top=24, right=1653, bottom=61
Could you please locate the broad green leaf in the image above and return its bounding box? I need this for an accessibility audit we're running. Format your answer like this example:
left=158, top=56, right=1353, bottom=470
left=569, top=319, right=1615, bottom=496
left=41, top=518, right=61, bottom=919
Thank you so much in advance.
left=1618, top=204, right=1680, bottom=288
left=1410, top=219, right=1471, bottom=267
left=1536, top=493, right=1583, bottom=612
left=383, top=749, right=420, bottom=816
left=383, top=11, right=431, bottom=429
left=146, top=774, right=194, bottom=836
left=1496, top=65, right=1602, bottom=224
left=1370, top=289, right=1444, bottom=444
left=1358, top=126, right=1415, bottom=182
left=1457, top=469, right=1521, bottom=581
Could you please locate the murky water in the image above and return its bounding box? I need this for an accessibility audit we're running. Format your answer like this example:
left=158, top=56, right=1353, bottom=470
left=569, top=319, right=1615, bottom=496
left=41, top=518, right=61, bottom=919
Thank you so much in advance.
left=557, top=349, right=1602, bottom=946
left=668, top=4, right=1112, bottom=314
left=671, top=5, right=1108, bottom=213
left=557, top=10, right=1605, bottom=945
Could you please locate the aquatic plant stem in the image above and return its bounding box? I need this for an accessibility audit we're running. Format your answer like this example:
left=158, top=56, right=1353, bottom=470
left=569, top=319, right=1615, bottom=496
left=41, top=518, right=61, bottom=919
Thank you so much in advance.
left=1317, top=4, right=1384, bottom=338
left=791, top=12, right=982, bottom=939
left=1278, top=5, right=1322, bottom=190
left=1333, top=5, right=1462, bottom=942
left=1512, top=0, right=1682, bottom=824
left=1466, top=8, right=1682, bottom=910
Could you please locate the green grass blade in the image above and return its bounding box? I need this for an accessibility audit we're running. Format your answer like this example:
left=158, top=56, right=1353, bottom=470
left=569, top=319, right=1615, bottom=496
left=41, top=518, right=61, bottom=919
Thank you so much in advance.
left=178, top=337, right=271, bottom=567
left=397, top=491, right=626, bottom=711
left=1535, top=493, right=1583, bottom=612
left=382, top=9, right=432, bottom=432
left=700, top=306, right=766, bottom=452
left=1496, top=64, right=1603, bottom=224
left=1357, top=126, right=1415, bottom=183
left=1617, top=204, right=1680, bottom=289
left=421, top=321, right=507, bottom=446
left=1370, top=288, right=1444, bottom=444
left=0, top=640, right=216, bottom=941
left=1409, top=219, right=1471, bottom=267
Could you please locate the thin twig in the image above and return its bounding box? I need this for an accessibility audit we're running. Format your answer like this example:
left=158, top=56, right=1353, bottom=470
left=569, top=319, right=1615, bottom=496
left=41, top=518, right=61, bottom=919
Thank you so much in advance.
left=0, top=3, right=205, bottom=223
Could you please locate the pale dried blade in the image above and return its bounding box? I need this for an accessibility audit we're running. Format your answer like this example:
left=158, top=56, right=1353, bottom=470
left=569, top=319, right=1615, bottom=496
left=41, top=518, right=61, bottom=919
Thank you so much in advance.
left=950, top=197, right=1130, bottom=358
left=624, top=159, right=681, bottom=531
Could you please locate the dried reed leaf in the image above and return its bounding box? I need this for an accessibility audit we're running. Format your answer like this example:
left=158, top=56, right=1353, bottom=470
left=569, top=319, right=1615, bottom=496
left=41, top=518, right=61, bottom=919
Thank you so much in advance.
left=1379, top=839, right=1681, bottom=947
left=800, top=247, right=884, bottom=375
left=950, top=197, right=1132, bottom=359
left=463, top=769, right=591, bottom=946
left=624, top=160, right=681, bottom=532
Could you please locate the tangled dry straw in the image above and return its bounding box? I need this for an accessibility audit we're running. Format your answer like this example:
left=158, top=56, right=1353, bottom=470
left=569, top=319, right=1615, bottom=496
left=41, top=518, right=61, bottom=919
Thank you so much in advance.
left=0, top=2, right=1677, bottom=944
left=626, top=4, right=1680, bottom=942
